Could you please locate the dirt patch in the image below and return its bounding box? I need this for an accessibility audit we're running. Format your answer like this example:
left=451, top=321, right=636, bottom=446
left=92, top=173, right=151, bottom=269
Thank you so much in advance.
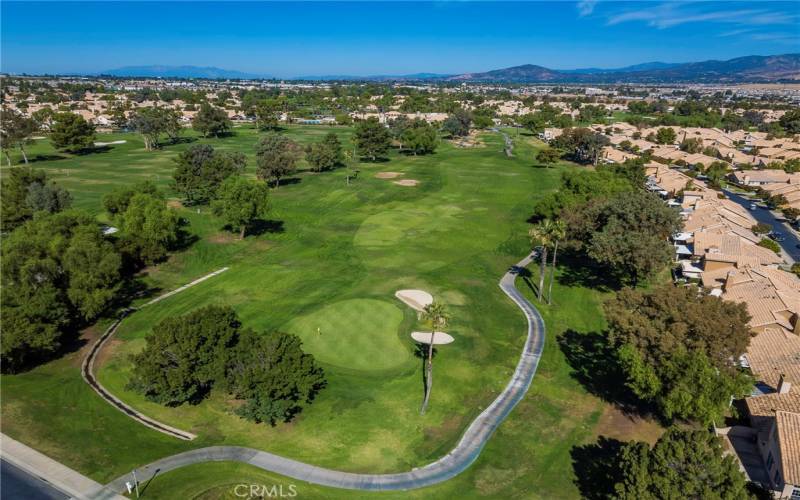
left=452, top=130, right=485, bottom=148
left=70, top=325, right=104, bottom=367
left=94, top=339, right=123, bottom=369
left=209, top=232, right=237, bottom=244
left=375, top=171, right=403, bottom=179
left=167, top=199, right=184, bottom=210
left=594, top=404, right=664, bottom=445
left=393, top=179, right=420, bottom=187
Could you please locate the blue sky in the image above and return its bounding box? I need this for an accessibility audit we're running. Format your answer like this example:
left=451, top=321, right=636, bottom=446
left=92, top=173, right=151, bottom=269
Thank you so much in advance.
left=1, top=1, right=798, bottom=76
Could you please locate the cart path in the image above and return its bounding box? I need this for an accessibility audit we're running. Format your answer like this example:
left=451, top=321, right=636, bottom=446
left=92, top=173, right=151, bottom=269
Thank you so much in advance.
left=81, top=267, right=230, bottom=441
left=91, top=253, right=544, bottom=496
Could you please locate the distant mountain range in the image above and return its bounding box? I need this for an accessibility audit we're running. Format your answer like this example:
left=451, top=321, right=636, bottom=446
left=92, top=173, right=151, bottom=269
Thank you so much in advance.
left=98, top=54, right=799, bottom=82
left=443, top=54, right=800, bottom=83
left=100, top=65, right=267, bottom=79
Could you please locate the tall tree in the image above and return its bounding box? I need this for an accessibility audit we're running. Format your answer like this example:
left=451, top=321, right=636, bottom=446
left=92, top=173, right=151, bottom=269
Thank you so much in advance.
left=117, top=193, right=180, bottom=265
left=442, top=108, right=472, bottom=138
left=129, top=106, right=167, bottom=151
left=400, top=119, right=438, bottom=155
left=50, top=112, right=96, bottom=152
left=546, top=219, right=566, bottom=305
left=420, top=302, right=450, bottom=415
left=305, top=132, right=344, bottom=172
left=255, top=132, right=301, bottom=187
left=605, top=285, right=753, bottom=424
left=529, top=220, right=555, bottom=302
left=614, top=428, right=750, bottom=499
left=1, top=107, right=37, bottom=164
left=255, top=99, right=281, bottom=130
left=192, top=103, right=231, bottom=138
left=1, top=167, right=71, bottom=231
left=354, top=117, right=391, bottom=161
left=172, top=144, right=245, bottom=203
left=212, top=177, right=271, bottom=239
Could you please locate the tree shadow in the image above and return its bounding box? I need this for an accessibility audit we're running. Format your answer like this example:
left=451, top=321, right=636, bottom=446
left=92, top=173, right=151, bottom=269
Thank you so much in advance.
left=269, top=177, right=302, bottom=188
left=166, top=136, right=197, bottom=145
left=556, top=250, right=621, bottom=292
left=358, top=157, right=390, bottom=163
left=248, top=219, right=285, bottom=236
left=138, top=468, right=162, bottom=497
left=74, top=145, right=112, bottom=155
left=29, top=154, right=69, bottom=163
left=557, top=329, right=647, bottom=415
left=570, top=436, right=626, bottom=500
left=512, top=265, right=540, bottom=297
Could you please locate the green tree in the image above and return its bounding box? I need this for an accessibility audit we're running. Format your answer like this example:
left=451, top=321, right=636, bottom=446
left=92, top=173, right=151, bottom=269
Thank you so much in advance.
left=224, top=330, right=326, bottom=425
left=192, top=103, right=231, bottom=138
left=255, top=132, right=301, bottom=187
left=212, top=177, right=271, bottom=239
left=400, top=119, right=438, bottom=155
left=529, top=220, right=554, bottom=302
left=172, top=144, right=246, bottom=203
left=566, top=191, right=681, bottom=285
left=614, top=428, right=750, bottom=499
left=102, top=181, right=160, bottom=217
left=354, top=117, right=391, bottom=161
left=546, top=219, right=566, bottom=305
left=419, top=302, right=450, bottom=415
left=757, top=238, right=781, bottom=254
left=1, top=107, right=37, bottom=164
left=519, top=113, right=546, bottom=135
left=605, top=285, right=753, bottom=423
left=655, top=127, right=677, bottom=145
left=129, top=106, right=167, bottom=151
left=1, top=167, right=72, bottom=230
left=255, top=99, right=281, bottom=130
left=778, top=109, right=800, bottom=134
left=535, top=147, right=561, bottom=167
left=118, top=193, right=180, bottom=264
left=442, top=108, right=472, bottom=138
left=305, top=132, right=344, bottom=172
left=50, top=112, right=96, bottom=152
left=128, top=305, right=240, bottom=406
left=2, top=210, right=121, bottom=372
left=551, top=127, right=610, bottom=165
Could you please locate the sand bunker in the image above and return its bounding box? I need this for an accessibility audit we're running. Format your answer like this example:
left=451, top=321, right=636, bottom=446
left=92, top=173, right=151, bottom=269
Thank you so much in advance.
left=393, top=179, right=420, bottom=187
left=375, top=171, right=403, bottom=179
left=395, top=289, right=433, bottom=312
left=94, top=140, right=127, bottom=146
left=411, top=331, right=455, bottom=345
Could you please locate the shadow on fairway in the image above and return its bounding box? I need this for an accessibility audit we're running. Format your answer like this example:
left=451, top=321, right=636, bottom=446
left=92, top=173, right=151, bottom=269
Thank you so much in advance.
left=29, top=154, right=69, bottom=163
left=556, top=251, right=620, bottom=291
left=270, top=177, right=302, bottom=188
left=249, top=219, right=285, bottom=236
left=557, top=329, right=650, bottom=417
left=570, top=436, right=626, bottom=500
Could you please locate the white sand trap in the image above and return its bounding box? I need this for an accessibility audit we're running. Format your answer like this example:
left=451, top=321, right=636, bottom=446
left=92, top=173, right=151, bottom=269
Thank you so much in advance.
left=393, top=179, right=420, bottom=187
left=375, top=171, right=403, bottom=179
left=411, top=331, right=454, bottom=345
left=94, top=140, right=127, bottom=146
left=395, top=289, right=433, bottom=312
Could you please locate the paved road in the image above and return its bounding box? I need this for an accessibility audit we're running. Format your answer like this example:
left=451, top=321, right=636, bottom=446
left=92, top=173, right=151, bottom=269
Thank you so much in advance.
left=92, top=253, right=545, bottom=497
left=724, top=189, right=800, bottom=264
left=1, top=459, right=68, bottom=500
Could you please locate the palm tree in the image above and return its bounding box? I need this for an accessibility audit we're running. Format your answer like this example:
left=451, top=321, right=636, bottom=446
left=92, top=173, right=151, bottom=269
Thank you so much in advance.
left=546, top=220, right=566, bottom=305
left=529, top=220, right=554, bottom=302
left=420, top=301, right=449, bottom=415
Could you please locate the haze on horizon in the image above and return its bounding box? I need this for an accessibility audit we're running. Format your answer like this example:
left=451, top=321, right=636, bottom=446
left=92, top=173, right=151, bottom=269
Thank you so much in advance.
left=1, top=1, right=798, bottom=77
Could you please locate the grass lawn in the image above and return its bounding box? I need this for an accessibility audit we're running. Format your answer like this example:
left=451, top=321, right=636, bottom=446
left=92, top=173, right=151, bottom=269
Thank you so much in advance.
left=1, top=126, right=661, bottom=498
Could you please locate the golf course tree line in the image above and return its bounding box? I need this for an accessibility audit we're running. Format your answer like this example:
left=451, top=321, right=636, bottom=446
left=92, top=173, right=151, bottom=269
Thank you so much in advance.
left=532, top=160, right=679, bottom=286
left=605, top=285, right=753, bottom=425
left=577, top=427, right=754, bottom=499
left=127, top=305, right=326, bottom=425
left=129, top=106, right=184, bottom=150
left=2, top=107, right=99, bottom=162
left=0, top=165, right=189, bottom=372
left=387, top=117, right=439, bottom=156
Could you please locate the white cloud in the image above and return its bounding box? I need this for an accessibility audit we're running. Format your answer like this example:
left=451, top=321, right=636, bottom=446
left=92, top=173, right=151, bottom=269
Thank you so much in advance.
left=606, top=2, right=798, bottom=30
left=577, top=0, right=597, bottom=17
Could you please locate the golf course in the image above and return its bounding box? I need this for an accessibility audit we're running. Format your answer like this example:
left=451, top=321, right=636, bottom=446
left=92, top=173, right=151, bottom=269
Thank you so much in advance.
left=1, top=125, right=661, bottom=498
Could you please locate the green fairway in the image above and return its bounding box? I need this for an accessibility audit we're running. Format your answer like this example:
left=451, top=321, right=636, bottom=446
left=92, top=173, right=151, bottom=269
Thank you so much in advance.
left=0, top=125, right=661, bottom=498
left=286, top=298, right=410, bottom=371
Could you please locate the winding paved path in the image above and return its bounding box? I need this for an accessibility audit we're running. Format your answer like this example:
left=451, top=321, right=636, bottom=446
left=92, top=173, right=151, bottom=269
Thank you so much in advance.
left=91, top=253, right=544, bottom=497
left=81, top=268, right=230, bottom=441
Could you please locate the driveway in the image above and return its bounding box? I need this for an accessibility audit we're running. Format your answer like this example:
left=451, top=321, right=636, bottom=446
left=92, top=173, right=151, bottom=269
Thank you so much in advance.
left=723, top=189, right=800, bottom=264
left=92, top=252, right=546, bottom=497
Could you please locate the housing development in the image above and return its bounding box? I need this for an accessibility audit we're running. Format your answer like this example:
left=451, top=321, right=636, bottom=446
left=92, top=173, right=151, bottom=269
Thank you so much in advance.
left=1, top=1, right=800, bottom=499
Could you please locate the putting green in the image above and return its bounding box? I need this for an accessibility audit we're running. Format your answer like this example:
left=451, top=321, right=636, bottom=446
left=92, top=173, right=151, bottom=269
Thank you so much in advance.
left=285, top=299, right=410, bottom=372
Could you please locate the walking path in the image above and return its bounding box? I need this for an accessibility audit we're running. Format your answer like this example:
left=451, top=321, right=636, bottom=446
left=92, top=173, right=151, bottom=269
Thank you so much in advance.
left=81, top=268, right=230, bottom=441
left=1, top=434, right=124, bottom=500
left=91, top=253, right=545, bottom=496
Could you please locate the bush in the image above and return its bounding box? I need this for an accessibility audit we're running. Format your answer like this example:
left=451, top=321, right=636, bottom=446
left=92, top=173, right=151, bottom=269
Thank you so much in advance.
left=757, top=238, right=781, bottom=254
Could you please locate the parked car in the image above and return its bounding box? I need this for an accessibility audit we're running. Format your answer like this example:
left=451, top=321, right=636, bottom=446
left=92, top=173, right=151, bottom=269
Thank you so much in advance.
left=749, top=203, right=757, bottom=210
left=769, top=232, right=786, bottom=242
